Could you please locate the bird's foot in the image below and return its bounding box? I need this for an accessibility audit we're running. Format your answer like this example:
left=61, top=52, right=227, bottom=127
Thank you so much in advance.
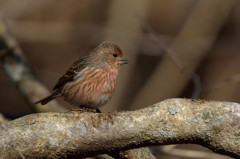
left=70, top=106, right=101, bottom=113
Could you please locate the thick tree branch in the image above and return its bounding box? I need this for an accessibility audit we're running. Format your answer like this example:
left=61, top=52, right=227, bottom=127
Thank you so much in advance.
left=0, top=98, right=239, bottom=158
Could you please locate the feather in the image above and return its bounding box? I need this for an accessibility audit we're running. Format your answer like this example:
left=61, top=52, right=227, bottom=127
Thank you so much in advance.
left=34, top=91, right=61, bottom=105
left=53, top=57, right=87, bottom=90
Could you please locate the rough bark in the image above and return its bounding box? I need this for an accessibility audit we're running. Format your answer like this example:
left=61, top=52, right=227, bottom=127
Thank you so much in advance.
left=0, top=98, right=239, bottom=159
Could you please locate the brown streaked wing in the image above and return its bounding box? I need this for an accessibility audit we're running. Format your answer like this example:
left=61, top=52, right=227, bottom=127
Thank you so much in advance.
left=53, top=57, right=87, bottom=90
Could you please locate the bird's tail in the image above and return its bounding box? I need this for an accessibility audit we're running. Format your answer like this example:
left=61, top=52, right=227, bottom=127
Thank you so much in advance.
left=34, top=92, right=61, bottom=105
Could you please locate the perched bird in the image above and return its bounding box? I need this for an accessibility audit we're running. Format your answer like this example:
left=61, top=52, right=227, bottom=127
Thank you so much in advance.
left=35, top=42, right=128, bottom=112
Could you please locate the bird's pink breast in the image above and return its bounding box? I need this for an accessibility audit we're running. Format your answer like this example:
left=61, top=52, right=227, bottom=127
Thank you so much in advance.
left=62, top=68, right=118, bottom=108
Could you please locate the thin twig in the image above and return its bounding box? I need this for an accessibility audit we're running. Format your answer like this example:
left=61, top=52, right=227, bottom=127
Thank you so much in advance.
left=202, top=73, right=240, bottom=91
left=142, top=22, right=201, bottom=98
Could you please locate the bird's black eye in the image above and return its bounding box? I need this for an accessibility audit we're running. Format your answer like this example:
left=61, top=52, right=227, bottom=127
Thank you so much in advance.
left=113, top=54, right=118, bottom=58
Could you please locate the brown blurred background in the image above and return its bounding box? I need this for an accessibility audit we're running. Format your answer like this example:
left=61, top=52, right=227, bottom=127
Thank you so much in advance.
left=0, top=0, right=239, bottom=158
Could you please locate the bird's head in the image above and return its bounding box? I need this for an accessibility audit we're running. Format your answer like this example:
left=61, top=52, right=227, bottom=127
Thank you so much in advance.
left=90, top=41, right=128, bottom=70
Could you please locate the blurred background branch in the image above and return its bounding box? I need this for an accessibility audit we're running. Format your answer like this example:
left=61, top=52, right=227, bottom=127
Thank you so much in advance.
left=0, top=14, right=66, bottom=113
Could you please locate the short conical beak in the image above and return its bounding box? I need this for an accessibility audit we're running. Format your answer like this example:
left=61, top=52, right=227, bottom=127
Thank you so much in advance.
left=119, top=57, right=128, bottom=65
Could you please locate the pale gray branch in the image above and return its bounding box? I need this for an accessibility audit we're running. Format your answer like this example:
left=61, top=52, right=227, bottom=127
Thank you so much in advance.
left=0, top=98, right=239, bottom=159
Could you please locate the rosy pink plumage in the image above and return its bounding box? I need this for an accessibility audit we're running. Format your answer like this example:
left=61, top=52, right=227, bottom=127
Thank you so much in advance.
left=35, top=42, right=128, bottom=111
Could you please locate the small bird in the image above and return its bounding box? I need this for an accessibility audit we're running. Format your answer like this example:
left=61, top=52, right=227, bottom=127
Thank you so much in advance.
left=35, top=42, right=128, bottom=112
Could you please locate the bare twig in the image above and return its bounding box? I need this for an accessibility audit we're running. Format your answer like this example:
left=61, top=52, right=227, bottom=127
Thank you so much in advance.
left=202, top=73, right=240, bottom=91
left=142, top=22, right=201, bottom=99
left=0, top=98, right=239, bottom=159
